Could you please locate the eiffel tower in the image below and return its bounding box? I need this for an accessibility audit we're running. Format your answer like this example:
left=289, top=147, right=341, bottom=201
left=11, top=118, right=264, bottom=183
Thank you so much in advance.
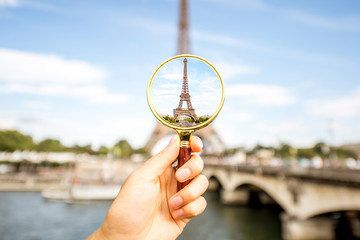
left=173, top=58, right=198, bottom=122
left=145, top=0, right=224, bottom=155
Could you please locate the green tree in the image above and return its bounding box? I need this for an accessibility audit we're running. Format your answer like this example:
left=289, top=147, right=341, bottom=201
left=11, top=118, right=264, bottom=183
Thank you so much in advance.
left=297, top=148, right=315, bottom=159
left=112, top=140, right=133, bottom=158
left=39, top=160, right=61, bottom=168
left=133, top=147, right=148, bottom=155
left=0, top=130, right=34, bottom=152
left=195, top=117, right=209, bottom=123
left=35, top=139, right=67, bottom=152
left=70, top=144, right=96, bottom=155
left=98, top=145, right=110, bottom=156
left=185, top=118, right=194, bottom=122
left=163, top=116, right=175, bottom=123
left=335, top=147, right=357, bottom=160
left=277, top=143, right=296, bottom=159
left=248, top=144, right=275, bottom=155
left=313, top=142, right=330, bottom=159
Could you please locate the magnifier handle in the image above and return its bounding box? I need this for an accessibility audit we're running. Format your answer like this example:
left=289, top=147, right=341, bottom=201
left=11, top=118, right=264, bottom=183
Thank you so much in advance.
left=177, top=146, right=191, bottom=191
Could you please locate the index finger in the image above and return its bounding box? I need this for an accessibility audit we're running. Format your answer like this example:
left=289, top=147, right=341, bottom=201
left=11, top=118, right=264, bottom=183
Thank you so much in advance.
left=139, top=135, right=180, bottom=177
left=191, top=136, right=202, bottom=153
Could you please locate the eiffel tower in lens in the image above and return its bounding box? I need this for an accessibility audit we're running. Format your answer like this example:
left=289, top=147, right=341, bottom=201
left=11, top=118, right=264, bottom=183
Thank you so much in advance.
left=145, top=0, right=224, bottom=154
left=173, top=58, right=198, bottom=121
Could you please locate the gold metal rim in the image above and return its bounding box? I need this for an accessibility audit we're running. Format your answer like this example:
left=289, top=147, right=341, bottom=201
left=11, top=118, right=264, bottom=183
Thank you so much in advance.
left=147, top=54, right=225, bottom=131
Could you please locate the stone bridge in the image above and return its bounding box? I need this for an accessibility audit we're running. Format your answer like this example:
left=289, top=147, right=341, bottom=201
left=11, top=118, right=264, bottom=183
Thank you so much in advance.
left=203, top=164, right=360, bottom=240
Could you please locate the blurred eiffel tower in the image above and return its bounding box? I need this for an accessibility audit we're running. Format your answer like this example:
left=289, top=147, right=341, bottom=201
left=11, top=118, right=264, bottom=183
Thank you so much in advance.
left=145, top=0, right=224, bottom=155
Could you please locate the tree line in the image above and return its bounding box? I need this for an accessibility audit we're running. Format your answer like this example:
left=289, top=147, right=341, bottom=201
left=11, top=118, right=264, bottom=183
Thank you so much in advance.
left=0, top=130, right=357, bottom=161
left=162, top=115, right=209, bottom=123
left=225, top=142, right=357, bottom=161
left=0, top=130, right=147, bottom=158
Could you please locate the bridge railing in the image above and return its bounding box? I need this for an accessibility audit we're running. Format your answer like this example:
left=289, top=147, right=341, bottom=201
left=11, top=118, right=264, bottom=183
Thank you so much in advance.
left=204, top=162, right=360, bottom=186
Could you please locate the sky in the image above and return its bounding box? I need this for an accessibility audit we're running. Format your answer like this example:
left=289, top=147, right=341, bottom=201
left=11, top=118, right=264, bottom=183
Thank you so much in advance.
left=0, top=0, right=360, bottom=150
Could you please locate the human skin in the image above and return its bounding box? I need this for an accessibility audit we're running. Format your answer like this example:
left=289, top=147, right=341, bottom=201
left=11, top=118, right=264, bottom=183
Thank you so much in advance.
left=87, top=135, right=208, bottom=240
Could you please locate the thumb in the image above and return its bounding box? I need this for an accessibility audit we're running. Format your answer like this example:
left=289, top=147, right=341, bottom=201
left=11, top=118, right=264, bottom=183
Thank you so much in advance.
left=140, top=135, right=179, bottom=177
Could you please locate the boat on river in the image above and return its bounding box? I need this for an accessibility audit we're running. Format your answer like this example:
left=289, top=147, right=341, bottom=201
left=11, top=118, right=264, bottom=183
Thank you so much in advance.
left=42, top=182, right=121, bottom=201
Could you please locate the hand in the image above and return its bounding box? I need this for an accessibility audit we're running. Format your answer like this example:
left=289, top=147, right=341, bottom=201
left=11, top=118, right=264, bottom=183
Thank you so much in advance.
left=87, top=135, right=208, bottom=240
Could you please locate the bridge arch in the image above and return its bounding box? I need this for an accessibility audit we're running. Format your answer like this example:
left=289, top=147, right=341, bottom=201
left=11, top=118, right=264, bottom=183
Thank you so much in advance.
left=208, top=176, right=223, bottom=191
left=233, top=181, right=288, bottom=212
left=205, top=169, right=229, bottom=191
left=303, top=203, right=360, bottom=220
left=174, top=113, right=196, bottom=122
left=203, top=168, right=294, bottom=216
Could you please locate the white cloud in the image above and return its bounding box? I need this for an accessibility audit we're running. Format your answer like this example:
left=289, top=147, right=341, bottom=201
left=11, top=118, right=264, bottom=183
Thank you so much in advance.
left=232, top=112, right=253, bottom=122
left=227, top=84, right=296, bottom=106
left=23, top=100, right=51, bottom=110
left=257, top=119, right=305, bottom=136
left=287, top=10, right=360, bottom=31
left=0, top=48, right=106, bottom=85
left=0, top=0, right=56, bottom=10
left=0, top=48, right=130, bottom=104
left=0, top=119, right=16, bottom=130
left=1, top=83, right=130, bottom=104
left=306, top=89, right=360, bottom=118
left=213, top=61, right=260, bottom=80
left=0, top=111, right=153, bottom=148
left=0, top=0, right=18, bottom=7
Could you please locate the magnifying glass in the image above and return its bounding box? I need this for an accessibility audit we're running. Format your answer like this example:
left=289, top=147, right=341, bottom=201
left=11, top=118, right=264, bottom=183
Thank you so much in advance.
left=147, top=54, right=225, bottom=191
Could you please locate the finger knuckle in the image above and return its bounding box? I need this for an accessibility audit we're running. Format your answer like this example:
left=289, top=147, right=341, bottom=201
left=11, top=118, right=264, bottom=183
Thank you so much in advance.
left=192, top=155, right=204, bottom=172
left=194, top=201, right=206, bottom=216
left=199, top=174, right=208, bottom=187
left=196, top=197, right=207, bottom=215
left=197, top=156, right=204, bottom=170
left=191, top=136, right=203, bottom=151
left=188, top=203, right=199, bottom=216
left=200, top=198, right=207, bottom=213
left=186, top=188, right=197, bottom=200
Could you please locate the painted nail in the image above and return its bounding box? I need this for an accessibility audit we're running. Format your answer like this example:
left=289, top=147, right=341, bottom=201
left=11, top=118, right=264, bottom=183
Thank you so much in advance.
left=172, top=208, right=183, bottom=219
left=170, top=196, right=183, bottom=209
left=177, top=168, right=191, bottom=181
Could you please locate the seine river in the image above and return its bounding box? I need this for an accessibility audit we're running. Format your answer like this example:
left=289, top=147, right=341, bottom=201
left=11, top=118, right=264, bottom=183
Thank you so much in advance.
left=0, top=192, right=282, bottom=240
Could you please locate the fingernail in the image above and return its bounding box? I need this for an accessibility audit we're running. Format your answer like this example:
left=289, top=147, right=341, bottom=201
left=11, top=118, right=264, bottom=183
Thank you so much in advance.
left=177, top=168, right=191, bottom=181
left=172, top=208, right=183, bottom=219
left=169, top=196, right=183, bottom=209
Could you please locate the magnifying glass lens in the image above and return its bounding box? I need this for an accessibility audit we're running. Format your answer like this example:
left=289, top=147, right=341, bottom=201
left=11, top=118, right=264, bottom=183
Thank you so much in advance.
left=147, top=54, right=224, bottom=191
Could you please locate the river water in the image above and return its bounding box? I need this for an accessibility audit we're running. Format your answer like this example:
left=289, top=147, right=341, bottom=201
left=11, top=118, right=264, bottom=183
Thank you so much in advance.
left=0, top=192, right=282, bottom=240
